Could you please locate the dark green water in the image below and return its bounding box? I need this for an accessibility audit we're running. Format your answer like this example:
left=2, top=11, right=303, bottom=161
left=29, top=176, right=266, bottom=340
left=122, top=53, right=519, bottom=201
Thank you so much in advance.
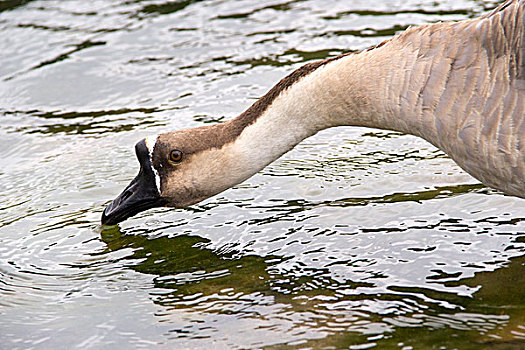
left=1, top=0, right=524, bottom=349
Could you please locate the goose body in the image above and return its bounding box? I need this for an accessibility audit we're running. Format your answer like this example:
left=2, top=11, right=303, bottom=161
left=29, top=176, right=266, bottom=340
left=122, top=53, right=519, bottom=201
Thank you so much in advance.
left=102, top=0, right=525, bottom=225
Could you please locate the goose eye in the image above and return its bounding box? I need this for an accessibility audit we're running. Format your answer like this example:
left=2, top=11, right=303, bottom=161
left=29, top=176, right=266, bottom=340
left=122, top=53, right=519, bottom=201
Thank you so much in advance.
left=169, top=149, right=183, bottom=163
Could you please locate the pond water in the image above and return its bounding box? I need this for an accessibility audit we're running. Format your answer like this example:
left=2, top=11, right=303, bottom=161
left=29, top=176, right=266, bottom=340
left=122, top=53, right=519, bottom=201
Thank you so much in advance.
left=1, top=0, right=524, bottom=349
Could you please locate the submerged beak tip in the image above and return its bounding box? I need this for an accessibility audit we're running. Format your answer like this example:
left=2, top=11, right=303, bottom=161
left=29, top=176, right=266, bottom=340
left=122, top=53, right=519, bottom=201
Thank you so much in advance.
left=101, top=203, right=119, bottom=225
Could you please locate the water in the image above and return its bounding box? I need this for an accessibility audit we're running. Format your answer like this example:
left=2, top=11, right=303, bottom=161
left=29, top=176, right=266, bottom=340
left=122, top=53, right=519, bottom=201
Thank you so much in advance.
left=1, top=0, right=524, bottom=349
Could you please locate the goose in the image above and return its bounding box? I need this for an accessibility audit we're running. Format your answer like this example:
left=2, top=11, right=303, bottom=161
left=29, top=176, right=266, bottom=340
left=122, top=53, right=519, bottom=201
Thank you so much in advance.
left=102, top=0, right=525, bottom=225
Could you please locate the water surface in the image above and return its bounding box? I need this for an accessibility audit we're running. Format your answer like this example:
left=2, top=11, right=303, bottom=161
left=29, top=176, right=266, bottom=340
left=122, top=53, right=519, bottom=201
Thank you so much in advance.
left=1, top=0, right=524, bottom=349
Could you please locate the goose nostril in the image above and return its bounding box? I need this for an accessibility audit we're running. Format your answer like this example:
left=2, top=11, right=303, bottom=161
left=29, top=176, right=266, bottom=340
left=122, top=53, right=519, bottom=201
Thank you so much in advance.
left=121, top=188, right=133, bottom=202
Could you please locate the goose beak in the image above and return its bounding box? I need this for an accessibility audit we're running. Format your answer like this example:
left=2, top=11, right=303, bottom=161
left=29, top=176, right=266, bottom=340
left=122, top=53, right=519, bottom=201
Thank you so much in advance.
left=101, top=139, right=166, bottom=225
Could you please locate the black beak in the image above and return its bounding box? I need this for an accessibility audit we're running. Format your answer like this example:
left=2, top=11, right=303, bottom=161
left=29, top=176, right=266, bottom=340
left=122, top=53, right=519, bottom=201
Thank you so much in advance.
left=101, top=139, right=166, bottom=225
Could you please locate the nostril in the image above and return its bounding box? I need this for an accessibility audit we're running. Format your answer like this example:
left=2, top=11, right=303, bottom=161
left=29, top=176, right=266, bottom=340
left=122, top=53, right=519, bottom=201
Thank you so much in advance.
left=121, top=188, right=133, bottom=202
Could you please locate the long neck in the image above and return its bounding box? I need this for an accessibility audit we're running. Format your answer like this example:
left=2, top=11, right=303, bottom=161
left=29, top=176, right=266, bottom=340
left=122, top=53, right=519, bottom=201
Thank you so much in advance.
left=221, top=1, right=525, bottom=199
left=223, top=49, right=418, bottom=179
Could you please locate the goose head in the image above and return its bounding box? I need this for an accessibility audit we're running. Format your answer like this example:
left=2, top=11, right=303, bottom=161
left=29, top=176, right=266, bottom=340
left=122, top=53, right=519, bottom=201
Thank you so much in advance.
left=101, top=122, right=252, bottom=225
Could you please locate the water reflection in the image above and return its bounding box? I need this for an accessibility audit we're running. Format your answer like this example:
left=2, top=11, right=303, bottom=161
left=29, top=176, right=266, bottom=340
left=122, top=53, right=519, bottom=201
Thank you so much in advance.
left=1, top=107, right=168, bottom=135
left=99, top=225, right=525, bottom=349
left=0, top=0, right=32, bottom=13
left=239, top=184, right=487, bottom=226
left=321, top=7, right=479, bottom=20
left=214, top=1, right=303, bottom=20
left=137, top=0, right=202, bottom=17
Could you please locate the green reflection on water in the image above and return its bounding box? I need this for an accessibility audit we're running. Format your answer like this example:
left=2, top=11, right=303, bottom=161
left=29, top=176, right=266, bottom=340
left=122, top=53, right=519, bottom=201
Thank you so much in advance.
left=99, top=226, right=525, bottom=349
left=138, top=0, right=202, bottom=17
left=0, top=0, right=32, bottom=13
left=100, top=225, right=369, bottom=300
left=2, top=107, right=168, bottom=136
